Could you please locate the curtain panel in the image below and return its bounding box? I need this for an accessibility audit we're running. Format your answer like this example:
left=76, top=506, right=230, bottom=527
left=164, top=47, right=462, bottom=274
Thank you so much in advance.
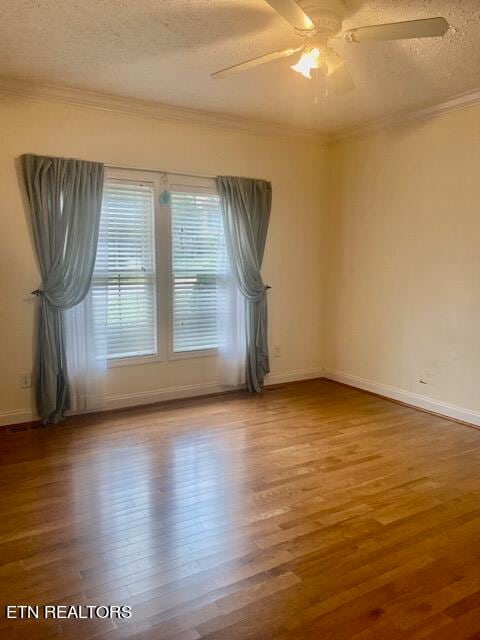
left=216, top=176, right=272, bottom=392
left=21, top=154, right=104, bottom=423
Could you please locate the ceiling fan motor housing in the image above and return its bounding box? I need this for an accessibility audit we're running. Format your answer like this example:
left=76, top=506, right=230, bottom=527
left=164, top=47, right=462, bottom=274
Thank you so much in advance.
left=301, top=0, right=345, bottom=35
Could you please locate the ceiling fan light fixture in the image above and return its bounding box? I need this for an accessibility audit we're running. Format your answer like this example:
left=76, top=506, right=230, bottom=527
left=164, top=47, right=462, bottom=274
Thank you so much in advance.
left=211, top=2, right=449, bottom=96
left=291, top=47, right=321, bottom=79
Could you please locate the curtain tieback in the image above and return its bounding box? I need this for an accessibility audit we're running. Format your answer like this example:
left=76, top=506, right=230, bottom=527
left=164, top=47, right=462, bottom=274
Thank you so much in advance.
left=265, top=285, right=271, bottom=290
left=31, top=289, right=45, bottom=296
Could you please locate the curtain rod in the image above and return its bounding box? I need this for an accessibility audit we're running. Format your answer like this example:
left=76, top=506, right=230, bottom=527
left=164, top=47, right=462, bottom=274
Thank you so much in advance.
left=106, top=163, right=217, bottom=180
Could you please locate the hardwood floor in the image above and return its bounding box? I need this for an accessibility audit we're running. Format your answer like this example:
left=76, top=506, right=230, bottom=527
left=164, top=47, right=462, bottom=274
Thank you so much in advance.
left=1, top=379, right=480, bottom=639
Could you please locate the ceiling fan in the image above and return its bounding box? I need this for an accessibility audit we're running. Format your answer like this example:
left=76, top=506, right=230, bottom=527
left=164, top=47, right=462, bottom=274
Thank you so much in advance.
left=211, top=0, right=449, bottom=95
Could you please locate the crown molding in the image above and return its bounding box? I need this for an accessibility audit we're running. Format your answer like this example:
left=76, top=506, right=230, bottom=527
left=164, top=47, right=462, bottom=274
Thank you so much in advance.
left=1, top=75, right=479, bottom=145
left=0, top=76, right=326, bottom=144
left=330, top=86, right=480, bottom=143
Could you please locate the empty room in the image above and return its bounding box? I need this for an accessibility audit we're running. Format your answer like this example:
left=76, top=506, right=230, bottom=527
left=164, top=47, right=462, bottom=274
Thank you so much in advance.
left=1, top=1, right=480, bottom=638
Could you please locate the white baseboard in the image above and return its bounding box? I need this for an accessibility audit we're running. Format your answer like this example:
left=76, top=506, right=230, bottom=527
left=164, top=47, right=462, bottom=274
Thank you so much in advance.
left=324, top=369, right=480, bottom=427
left=105, top=367, right=324, bottom=409
left=0, top=367, right=325, bottom=427
left=0, top=409, right=36, bottom=427
left=265, top=367, right=324, bottom=386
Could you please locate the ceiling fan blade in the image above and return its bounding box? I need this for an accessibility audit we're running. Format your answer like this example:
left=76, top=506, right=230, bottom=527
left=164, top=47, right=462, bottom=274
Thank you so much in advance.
left=324, top=49, right=355, bottom=95
left=211, top=46, right=302, bottom=79
left=344, top=17, right=449, bottom=43
left=264, top=0, right=315, bottom=31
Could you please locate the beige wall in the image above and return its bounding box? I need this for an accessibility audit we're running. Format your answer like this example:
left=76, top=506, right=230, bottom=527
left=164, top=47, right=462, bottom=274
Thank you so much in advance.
left=5, top=90, right=479, bottom=426
left=0, top=94, right=327, bottom=423
left=325, top=106, right=480, bottom=415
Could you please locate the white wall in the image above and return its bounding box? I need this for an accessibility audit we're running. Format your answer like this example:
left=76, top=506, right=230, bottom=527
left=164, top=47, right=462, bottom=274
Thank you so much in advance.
left=325, top=105, right=480, bottom=421
left=0, top=93, right=327, bottom=424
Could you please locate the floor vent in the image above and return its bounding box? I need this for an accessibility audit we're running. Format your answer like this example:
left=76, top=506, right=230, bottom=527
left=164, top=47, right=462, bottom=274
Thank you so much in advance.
left=8, top=425, right=29, bottom=433
left=3, top=421, right=44, bottom=434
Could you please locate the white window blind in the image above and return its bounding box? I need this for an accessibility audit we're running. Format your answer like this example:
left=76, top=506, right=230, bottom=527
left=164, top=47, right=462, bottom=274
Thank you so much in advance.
left=92, top=178, right=157, bottom=360
left=170, top=187, right=226, bottom=353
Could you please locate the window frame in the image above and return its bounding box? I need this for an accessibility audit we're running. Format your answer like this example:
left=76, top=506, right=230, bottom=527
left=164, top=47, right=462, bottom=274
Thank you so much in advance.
left=103, top=167, right=167, bottom=368
left=101, top=168, right=224, bottom=366
left=166, top=175, right=222, bottom=361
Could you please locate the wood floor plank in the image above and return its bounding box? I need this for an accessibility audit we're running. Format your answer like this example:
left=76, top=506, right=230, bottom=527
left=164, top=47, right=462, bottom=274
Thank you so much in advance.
left=1, top=379, right=480, bottom=638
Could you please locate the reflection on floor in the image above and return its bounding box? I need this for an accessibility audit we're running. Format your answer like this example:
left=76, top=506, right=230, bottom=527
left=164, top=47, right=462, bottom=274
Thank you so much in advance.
left=1, top=379, right=480, bottom=639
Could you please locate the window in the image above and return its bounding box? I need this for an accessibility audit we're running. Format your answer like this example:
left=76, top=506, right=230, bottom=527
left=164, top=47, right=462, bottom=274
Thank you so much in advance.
left=170, top=186, right=226, bottom=353
left=92, top=176, right=157, bottom=360
left=92, top=169, right=228, bottom=363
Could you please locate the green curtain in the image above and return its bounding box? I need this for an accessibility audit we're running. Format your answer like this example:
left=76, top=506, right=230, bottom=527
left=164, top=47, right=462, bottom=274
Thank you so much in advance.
left=216, top=176, right=272, bottom=392
left=21, top=154, right=104, bottom=424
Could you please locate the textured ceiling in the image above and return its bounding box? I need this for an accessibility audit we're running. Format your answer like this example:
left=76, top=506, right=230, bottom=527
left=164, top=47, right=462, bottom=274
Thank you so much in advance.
left=1, top=1, right=480, bottom=133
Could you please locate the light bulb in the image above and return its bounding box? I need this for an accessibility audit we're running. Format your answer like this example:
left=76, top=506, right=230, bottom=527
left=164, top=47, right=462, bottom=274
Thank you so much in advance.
left=291, top=48, right=321, bottom=79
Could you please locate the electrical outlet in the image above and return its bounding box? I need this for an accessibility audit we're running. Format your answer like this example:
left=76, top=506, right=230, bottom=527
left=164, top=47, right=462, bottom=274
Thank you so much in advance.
left=19, top=373, right=31, bottom=389
left=273, top=345, right=281, bottom=358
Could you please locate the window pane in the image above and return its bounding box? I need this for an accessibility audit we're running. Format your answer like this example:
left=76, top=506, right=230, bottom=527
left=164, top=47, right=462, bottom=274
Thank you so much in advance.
left=92, top=178, right=157, bottom=359
left=171, top=190, right=226, bottom=352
